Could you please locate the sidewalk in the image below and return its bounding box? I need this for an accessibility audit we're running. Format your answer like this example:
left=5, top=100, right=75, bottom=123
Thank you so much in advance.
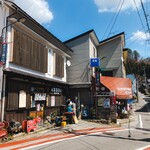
left=0, top=120, right=122, bottom=150
left=4, top=92, right=147, bottom=143
left=10, top=119, right=118, bottom=142
left=133, top=92, right=147, bottom=110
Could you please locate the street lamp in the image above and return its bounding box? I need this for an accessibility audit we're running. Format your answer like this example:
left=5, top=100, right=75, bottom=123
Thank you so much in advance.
left=143, top=67, right=147, bottom=92
left=0, top=17, right=26, bottom=121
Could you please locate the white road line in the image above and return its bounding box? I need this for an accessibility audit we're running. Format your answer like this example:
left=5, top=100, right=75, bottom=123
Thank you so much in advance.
left=144, top=100, right=150, bottom=115
left=20, top=128, right=128, bottom=150
left=136, top=114, right=143, bottom=128
left=136, top=144, right=150, bottom=150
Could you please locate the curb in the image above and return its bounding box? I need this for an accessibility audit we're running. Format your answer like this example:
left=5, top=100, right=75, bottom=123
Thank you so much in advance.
left=1, top=118, right=130, bottom=143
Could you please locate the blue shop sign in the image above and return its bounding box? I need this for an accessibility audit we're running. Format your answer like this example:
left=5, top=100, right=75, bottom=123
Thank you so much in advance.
left=0, top=43, right=7, bottom=64
left=127, top=99, right=133, bottom=104
left=90, top=58, right=100, bottom=67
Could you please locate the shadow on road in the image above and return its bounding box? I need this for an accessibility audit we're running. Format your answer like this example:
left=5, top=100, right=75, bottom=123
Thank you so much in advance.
left=136, top=127, right=150, bottom=132
left=68, top=130, right=150, bottom=143
left=135, top=102, right=150, bottom=112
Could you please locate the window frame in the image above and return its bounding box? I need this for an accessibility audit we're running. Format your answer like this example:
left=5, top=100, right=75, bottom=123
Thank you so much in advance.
left=48, top=49, right=52, bottom=74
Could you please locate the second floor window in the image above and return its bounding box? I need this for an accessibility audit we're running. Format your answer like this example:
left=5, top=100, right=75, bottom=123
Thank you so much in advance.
left=93, top=47, right=96, bottom=58
left=12, top=29, right=48, bottom=73
left=48, top=49, right=52, bottom=74
left=53, top=53, right=64, bottom=78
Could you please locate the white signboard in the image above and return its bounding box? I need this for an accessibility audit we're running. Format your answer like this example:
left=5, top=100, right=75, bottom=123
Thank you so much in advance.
left=51, top=96, right=55, bottom=106
left=103, top=98, right=110, bottom=108
left=34, top=93, right=46, bottom=101
left=19, top=90, right=26, bottom=108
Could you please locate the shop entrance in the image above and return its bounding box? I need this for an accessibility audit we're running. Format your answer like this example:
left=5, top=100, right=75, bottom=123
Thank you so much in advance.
left=29, top=92, right=47, bottom=121
left=35, top=101, right=45, bottom=119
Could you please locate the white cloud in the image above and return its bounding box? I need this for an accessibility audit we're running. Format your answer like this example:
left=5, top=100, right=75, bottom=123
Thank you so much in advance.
left=14, top=0, right=53, bottom=24
left=130, top=30, right=150, bottom=42
left=94, top=0, right=149, bottom=13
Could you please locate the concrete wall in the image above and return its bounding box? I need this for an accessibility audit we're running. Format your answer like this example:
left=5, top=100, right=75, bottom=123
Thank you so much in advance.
left=89, top=37, right=97, bottom=76
left=97, top=37, right=125, bottom=78
left=66, top=35, right=90, bottom=84
left=65, top=34, right=98, bottom=106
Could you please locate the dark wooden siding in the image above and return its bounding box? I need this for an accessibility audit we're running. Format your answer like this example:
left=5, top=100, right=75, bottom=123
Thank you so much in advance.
left=5, top=111, right=28, bottom=123
left=12, top=29, right=48, bottom=73
left=47, top=95, right=64, bottom=107
left=54, top=53, right=64, bottom=78
left=6, top=80, right=30, bottom=110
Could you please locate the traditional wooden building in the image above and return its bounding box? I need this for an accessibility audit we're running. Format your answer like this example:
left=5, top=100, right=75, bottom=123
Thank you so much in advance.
left=0, top=1, right=72, bottom=122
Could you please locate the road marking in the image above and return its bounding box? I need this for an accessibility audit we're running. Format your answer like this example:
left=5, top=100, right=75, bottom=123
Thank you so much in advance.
left=19, top=128, right=149, bottom=150
left=137, top=114, right=143, bottom=128
left=12, top=127, right=123, bottom=150
left=144, top=100, right=150, bottom=115
left=136, top=145, right=150, bottom=150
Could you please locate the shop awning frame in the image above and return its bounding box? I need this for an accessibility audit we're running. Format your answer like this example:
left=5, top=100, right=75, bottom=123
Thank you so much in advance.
left=100, top=76, right=133, bottom=99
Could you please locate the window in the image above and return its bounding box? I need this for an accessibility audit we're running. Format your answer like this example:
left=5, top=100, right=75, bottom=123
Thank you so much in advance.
left=53, top=53, right=64, bottom=77
left=13, top=29, right=48, bottom=73
left=46, top=95, right=63, bottom=107
left=93, top=47, right=96, bottom=58
left=48, top=49, right=52, bottom=74
left=102, top=70, right=113, bottom=77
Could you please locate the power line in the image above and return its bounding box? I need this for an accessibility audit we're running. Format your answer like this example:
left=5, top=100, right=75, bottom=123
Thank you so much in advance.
left=102, top=1, right=123, bottom=39
left=140, top=0, right=150, bottom=34
left=67, top=59, right=89, bottom=68
left=140, top=0, right=150, bottom=45
left=125, top=27, right=147, bottom=47
left=133, top=0, right=145, bottom=31
left=125, top=27, right=145, bottom=41
left=126, top=0, right=150, bottom=48
left=107, top=0, right=125, bottom=38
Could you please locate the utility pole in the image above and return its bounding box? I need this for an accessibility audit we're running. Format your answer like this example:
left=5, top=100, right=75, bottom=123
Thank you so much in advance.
left=143, top=67, right=147, bottom=92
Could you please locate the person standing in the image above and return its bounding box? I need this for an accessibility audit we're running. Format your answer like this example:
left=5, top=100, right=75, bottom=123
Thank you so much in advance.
left=72, top=101, right=76, bottom=115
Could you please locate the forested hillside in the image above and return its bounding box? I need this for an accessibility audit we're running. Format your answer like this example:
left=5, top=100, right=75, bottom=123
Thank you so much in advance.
left=125, top=49, right=150, bottom=79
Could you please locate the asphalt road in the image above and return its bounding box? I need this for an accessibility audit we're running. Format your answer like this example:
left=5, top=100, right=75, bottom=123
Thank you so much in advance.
left=25, top=128, right=150, bottom=150
left=0, top=93, right=149, bottom=150
left=25, top=95, right=150, bottom=150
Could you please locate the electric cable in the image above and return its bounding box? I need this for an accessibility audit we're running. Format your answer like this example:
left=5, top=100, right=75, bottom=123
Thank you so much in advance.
left=140, top=0, right=150, bottom=34
left=102, top=1, right=123, bottom=40
left=140, top=0, right=150, bottom=55
left=126, top=30, right=146, bottom=47
left=107, top=0, right=125, bottom=38
left=125, top=27, right=145, bottom=41
left=133, top=0, right=146, bottom=32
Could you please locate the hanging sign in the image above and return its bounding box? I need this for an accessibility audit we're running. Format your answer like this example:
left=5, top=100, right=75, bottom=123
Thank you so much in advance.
left=95, top=72, right=100, bottom=84
left=0, top=42, right=7, bottom=64
left=50, top=88, right=62, bottom=95
left=34, top=93, right=46, bottom=101
left=90, top=58, right=100, bottom=67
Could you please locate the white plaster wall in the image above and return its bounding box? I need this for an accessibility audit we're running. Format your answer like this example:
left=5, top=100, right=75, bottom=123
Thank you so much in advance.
left=1, top=3, right=68, bottom=83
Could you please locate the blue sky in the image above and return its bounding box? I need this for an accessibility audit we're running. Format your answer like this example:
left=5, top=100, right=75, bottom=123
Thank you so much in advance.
left=15, top=0, right=150, bottom=58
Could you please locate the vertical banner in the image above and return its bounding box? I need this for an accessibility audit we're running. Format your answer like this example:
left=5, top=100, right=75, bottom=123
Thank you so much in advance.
left=110, top=91, right=116, bottom=105
left=0, top=42, right=7, bottom=64
left=95, top=72, right=100, bottom=85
